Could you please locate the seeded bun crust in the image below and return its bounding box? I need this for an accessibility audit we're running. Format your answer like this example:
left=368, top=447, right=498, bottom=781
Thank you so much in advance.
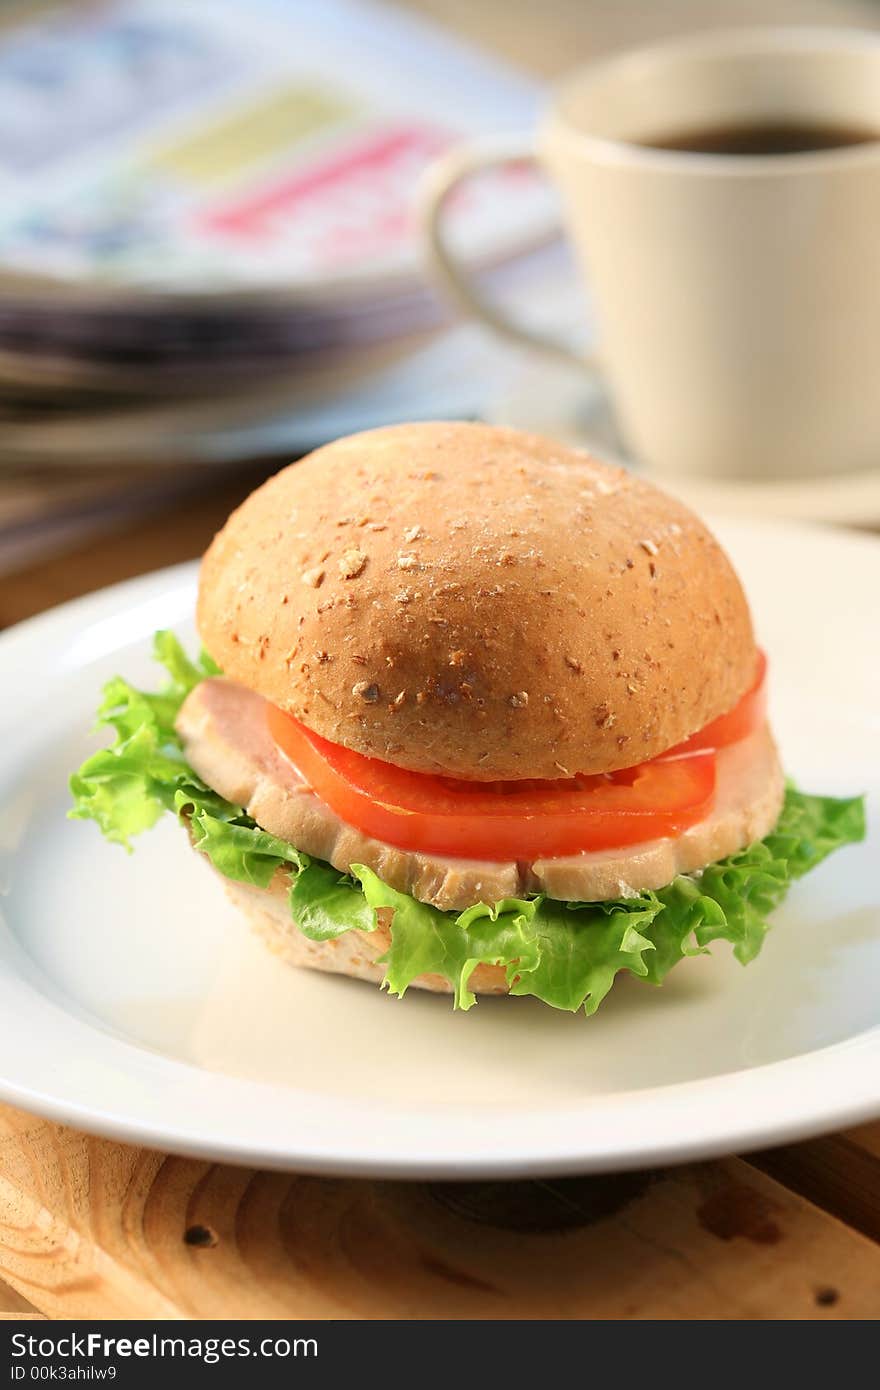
left=198, top=422, right=756, bottom=780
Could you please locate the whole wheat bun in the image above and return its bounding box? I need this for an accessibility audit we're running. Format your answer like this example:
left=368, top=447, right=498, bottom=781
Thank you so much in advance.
left=198, top=422, right=756, bottom=780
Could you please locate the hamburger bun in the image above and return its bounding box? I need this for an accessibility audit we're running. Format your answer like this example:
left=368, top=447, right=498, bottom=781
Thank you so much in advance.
left=198, top=422, right=756, bottom=780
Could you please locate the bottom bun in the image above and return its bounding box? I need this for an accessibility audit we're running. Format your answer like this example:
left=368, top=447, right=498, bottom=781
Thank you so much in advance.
left=216, top=871, right=510, bottom=997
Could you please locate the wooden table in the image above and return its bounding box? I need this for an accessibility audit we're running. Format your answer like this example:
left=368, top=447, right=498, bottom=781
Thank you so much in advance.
left=2, top=0, right=879, bottom=1325
left=0, top=1107, right=876, bottom=1320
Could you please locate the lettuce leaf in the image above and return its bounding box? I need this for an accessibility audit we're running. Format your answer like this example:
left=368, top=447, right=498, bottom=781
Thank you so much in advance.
left=69, top=633, right=234, bottom=848
left=288, top=861, right=378, bottom=939
left=187, top=807, right=306, bottom=888
left=348, top=782, right=864, bottom=1012
left=70, top=633, right=866, bottom=1015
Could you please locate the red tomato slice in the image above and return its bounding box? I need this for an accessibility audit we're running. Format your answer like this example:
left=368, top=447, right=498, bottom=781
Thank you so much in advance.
left=267, top=706, right=716, bottom=860
left=662, top=650, right=767, bottom=758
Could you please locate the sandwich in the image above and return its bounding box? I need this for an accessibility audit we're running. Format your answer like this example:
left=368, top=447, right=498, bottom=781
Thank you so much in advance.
left=70, top=422, right=864, bottom=1014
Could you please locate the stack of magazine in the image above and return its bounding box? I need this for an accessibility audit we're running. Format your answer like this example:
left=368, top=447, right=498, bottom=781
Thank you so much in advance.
left=0, top=0, right=556, bottom=473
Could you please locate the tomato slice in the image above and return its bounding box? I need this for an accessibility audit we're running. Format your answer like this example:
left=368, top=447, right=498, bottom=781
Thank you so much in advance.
left=267, top=651, right=768, bottom=860
left=267, top=706, right=716, bottom=860
left=662, top=650, right=767, bottom=758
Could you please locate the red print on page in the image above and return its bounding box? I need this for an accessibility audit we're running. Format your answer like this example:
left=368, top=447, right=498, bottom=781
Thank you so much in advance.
left=198, top=124, right=455, bottom=264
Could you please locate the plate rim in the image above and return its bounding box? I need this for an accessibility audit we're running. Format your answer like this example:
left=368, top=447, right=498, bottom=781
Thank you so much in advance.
left=0, top=1038, right=876, bottom=1179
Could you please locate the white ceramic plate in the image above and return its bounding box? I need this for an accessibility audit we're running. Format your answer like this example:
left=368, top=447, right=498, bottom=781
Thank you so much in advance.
left=1, top=518, right=878, bottom=1176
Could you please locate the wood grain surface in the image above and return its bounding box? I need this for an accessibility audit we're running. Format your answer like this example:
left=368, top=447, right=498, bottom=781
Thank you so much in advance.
left=753, top=1123, right=880, bottom=1246
left=0, top=1107, right=877, bottom=1321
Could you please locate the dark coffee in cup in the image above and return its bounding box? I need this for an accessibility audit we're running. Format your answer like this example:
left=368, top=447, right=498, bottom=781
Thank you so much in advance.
left=637, top=122, right=880, bottom=156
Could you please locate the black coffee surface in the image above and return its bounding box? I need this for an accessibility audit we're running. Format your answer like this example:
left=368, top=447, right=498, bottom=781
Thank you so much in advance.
left=637, top=121, right=880, bottom=155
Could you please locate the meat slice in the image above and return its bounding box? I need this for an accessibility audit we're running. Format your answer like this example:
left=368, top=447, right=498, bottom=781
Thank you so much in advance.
left=176, top=678, right=785, bottom=912
left=177, top=679, right=521, bottom=907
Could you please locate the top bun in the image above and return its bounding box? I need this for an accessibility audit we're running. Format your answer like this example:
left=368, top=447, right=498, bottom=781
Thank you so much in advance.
left=198, top=423, right=756, bottom=780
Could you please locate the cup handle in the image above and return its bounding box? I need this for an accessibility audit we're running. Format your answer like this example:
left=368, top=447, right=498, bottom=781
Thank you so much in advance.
left=420, top=135, right=586, bottom=367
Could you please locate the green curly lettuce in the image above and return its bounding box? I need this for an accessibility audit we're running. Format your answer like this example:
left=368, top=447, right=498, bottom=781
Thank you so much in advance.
left=70, top=633, right=866, bottom=1014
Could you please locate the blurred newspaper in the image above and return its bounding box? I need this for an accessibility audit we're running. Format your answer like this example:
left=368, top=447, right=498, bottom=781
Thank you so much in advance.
left=0, top=0, right=563, bottom=574
left=0, top=0, right=550, bottom=406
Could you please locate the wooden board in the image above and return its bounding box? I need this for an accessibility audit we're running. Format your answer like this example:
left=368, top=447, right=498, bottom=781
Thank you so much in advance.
left=0, top=1105, right=878, bottom=1321
left=753, top=1123, right=880, bottom=1245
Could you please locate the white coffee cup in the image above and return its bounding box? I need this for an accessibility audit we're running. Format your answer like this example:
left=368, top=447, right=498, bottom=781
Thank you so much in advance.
left=421, top=28, right=880, bottom=481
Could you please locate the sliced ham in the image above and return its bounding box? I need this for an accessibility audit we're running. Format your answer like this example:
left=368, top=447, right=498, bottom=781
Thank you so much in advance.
left=176, top=678, right=784, bottom=913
